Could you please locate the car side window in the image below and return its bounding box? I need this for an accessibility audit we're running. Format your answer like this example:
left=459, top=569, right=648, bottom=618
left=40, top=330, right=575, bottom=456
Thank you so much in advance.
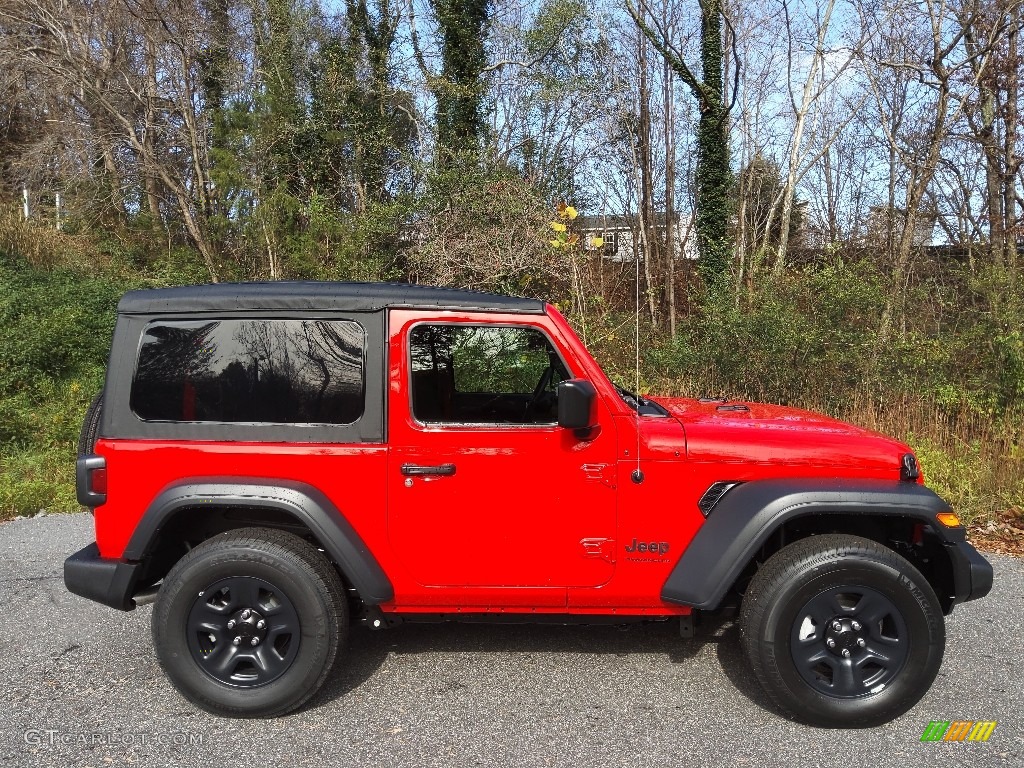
left=131, top=319, right=365, bottom=424
left=409, top=324, right=568, bottom=425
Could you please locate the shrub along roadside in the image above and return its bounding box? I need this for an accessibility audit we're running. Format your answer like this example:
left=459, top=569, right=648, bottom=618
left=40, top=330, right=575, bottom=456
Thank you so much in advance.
left=0, top=260, right=127, bottom=518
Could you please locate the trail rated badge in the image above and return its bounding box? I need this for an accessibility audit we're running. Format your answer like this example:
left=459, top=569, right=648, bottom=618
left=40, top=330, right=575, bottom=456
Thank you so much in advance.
left=920, top=720, right=997, bottom=742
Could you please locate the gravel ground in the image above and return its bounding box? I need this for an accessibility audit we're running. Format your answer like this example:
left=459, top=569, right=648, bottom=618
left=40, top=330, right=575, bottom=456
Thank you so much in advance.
left=1, top=513, right=1021, bottom=768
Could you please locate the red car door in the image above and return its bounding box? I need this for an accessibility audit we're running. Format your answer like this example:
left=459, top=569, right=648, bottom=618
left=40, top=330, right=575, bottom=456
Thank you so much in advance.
left=386, top=310, right=618, bottom=605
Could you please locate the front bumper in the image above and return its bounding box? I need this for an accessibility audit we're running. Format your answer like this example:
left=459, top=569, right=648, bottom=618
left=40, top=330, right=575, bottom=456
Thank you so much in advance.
left=946, top=539, right=994, bottom=606
left=64, top=543, right=141, bottom=611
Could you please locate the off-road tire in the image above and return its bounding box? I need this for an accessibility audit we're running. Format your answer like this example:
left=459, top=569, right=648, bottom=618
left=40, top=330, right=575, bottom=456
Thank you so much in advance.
left=739, top=534, right=944, bottom=728
left=77, top=392, right=103, bottom=456
left=152, top=527, right=347, bottom=717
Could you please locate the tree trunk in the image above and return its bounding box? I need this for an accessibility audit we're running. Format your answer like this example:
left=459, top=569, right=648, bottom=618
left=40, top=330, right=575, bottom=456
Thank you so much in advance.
left=980, top=84, right=1005, bottom=267
left=628, top=0, right=732, bottom=289
left=1003, top=8, right=1019, bottom=270
left=877, top=49, right=956, bottom=349
left=694, top=1, right=732, bottom=285
left=143, top=28, right=161, bottom=221
left=429, top=0, right=490, bottom=159
left=773, top=0, right=837, bottom=276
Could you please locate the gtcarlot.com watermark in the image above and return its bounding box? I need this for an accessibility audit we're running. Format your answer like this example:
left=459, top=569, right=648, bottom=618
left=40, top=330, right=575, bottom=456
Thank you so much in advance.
left=24, top=729, right=203, bottom=748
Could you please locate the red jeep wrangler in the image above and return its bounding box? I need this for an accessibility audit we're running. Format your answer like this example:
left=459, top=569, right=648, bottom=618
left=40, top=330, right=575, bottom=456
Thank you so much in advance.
left=65, top=282, right=992, bottom=727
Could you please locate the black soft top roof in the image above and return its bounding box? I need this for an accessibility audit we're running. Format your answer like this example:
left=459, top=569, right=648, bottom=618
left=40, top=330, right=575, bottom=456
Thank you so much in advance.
left=117, top=281, right=545, bottom=315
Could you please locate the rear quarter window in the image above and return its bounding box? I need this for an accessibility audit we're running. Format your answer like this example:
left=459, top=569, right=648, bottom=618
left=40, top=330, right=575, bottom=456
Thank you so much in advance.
left=130, top=319, right=364, bottom=424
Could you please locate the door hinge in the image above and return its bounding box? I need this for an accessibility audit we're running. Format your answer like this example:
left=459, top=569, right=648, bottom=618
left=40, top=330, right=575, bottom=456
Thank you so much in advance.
left=581, top=463, right=616, bottom=488
left=580, top=537, right=616, bottom=563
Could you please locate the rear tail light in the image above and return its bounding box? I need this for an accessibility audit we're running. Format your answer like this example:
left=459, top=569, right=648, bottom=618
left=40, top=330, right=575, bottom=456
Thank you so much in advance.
left=90, top=468, right=108, bottom=495
left=76, top=455, right=107, bottom=508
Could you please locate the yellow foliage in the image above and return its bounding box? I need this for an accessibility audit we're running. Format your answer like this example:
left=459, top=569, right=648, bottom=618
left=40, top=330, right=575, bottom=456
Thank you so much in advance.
left=547, top=203, right=584, bottom=251
left=590, top=236, right=604, bottom=248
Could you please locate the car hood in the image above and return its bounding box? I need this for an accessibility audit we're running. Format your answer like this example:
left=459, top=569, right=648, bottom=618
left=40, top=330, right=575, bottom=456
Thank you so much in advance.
left=650, top=397, right=912, bottom=473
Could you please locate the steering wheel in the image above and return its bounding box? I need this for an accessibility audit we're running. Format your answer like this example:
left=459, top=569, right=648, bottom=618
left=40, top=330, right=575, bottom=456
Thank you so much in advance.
left=525, top=364, right=557, bottom=420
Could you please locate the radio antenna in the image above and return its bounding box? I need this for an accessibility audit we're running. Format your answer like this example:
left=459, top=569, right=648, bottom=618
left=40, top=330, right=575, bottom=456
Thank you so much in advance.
left=631, top=233, right=644, bottom=485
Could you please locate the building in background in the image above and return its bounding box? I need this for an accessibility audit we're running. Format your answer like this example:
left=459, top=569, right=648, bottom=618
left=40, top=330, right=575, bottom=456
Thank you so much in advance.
left=577, top=213, right=700, bottom=262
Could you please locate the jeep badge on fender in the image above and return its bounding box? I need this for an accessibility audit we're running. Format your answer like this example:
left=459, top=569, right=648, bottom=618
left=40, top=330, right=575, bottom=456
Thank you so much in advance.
left=64, top=281, right=993, bottom=727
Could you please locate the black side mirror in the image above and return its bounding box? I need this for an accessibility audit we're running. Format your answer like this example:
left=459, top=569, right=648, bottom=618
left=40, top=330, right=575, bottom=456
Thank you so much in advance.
left=557, top=379, right=599, bottom=440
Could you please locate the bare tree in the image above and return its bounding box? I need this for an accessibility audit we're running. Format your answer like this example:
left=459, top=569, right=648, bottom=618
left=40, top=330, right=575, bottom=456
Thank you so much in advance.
left=865, top=0, right=1011, bottom=346
left=960, top=0, right=1023, bottom=269
left=4, top=0, right=223, bottom=278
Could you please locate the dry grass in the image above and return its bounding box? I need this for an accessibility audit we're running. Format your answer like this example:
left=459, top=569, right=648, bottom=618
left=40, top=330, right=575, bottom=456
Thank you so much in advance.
left=832, top=394, right=1023, bottom=528
left=0, top=210, right=105, bottom=270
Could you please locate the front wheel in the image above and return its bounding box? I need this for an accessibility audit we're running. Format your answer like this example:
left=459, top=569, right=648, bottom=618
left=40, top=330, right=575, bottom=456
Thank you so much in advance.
left=152, top=528, right=347, bottom=717
left=739, top=534, right=944, bottom=727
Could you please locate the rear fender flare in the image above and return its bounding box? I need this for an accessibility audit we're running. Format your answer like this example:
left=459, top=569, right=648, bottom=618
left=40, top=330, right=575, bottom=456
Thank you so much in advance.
left=126, top=479, right=393, bottom=604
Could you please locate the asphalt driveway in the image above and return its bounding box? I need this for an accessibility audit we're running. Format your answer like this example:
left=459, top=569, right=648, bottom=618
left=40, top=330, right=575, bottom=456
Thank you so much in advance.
left=1, top=513, right=1021, bottom=767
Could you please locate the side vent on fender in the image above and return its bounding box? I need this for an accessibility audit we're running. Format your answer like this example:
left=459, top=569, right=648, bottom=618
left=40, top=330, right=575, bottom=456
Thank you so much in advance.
left=698, top=481, right=741, bottom=517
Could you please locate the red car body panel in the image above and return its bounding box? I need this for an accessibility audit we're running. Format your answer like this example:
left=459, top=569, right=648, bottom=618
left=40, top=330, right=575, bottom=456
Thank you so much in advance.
left=93, top=440, right=390, bottom=562
left=91, top=302, right=917, bottom=616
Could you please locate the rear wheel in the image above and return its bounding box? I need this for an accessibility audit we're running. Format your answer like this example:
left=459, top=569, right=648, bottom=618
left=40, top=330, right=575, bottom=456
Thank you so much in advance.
left=152, top=528, right=347, bottom=717
left=739, top=534, right=944, bottom=727
left=77, top=391, right=103, bottom=456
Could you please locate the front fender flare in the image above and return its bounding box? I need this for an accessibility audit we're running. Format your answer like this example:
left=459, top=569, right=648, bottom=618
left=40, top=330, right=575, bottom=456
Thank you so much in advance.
left=126, top=479, right=393, bottom=604
left=661, top=478, right=959, bottom=610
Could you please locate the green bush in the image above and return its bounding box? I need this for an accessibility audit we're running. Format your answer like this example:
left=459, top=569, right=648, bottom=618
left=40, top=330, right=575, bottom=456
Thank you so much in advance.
left=594, top=260, right=1024, bottom=526
left=632, top=261, right=891, bottom=406
left=0, top=445, right=79, bottom=516
left=0, top=261, right=124, bottom=518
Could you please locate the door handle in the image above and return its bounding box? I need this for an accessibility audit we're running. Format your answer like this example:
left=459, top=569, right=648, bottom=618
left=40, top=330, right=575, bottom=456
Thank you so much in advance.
left=400, top=463, right=456, bottom=477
